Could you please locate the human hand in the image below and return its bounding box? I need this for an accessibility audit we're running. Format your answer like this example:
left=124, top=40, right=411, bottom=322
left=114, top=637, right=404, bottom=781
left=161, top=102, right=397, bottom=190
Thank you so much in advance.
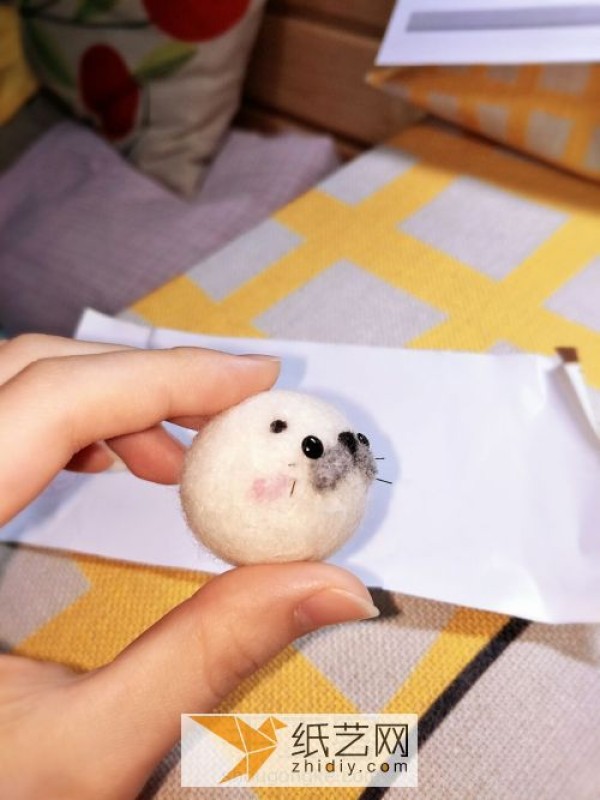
left=0, top=335, right=378, bottom=799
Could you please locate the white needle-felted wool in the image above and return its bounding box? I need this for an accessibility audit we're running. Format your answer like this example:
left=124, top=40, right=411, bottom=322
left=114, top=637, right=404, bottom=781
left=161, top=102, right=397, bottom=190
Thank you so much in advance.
left=180, top=390, right=377, bottom=565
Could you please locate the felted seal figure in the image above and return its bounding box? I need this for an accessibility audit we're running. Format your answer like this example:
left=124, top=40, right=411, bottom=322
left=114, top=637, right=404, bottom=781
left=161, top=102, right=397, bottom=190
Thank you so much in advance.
left=180, top=390, right=377, bottom=565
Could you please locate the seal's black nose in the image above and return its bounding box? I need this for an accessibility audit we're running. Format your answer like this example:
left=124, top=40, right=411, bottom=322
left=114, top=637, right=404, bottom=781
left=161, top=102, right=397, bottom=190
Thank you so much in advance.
left=338, top=431, right=357, bottom=455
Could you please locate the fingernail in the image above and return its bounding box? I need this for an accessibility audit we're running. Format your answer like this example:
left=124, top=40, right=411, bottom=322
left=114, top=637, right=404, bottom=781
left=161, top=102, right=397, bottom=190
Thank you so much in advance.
left=295, top=588, right=380, bottom=634
left=240, top=353, right=281, bottom=363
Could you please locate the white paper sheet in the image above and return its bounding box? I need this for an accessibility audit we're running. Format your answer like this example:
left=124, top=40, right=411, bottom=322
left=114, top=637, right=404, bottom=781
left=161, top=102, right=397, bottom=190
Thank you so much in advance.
left=377, top=0, right=600, bottom=66
left=2, top=309, right=600, bottom=623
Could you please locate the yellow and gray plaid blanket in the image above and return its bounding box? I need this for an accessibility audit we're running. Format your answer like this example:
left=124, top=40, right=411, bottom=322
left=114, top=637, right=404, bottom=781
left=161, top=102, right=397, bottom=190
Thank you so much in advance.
left=3, top=121, right=600, bottom=798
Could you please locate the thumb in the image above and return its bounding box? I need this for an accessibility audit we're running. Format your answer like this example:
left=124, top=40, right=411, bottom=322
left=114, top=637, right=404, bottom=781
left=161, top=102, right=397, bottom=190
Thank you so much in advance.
left=72, top=563, right=379, bottom=794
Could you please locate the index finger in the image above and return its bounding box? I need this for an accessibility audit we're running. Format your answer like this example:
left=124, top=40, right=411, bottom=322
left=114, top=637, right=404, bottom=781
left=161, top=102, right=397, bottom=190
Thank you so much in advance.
left=0, top=347, right=279, bottom=523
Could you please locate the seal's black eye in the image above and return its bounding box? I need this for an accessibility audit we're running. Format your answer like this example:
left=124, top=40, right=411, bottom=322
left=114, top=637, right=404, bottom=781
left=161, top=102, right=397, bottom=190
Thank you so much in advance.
left=357, top=432, right=370, bottom=447
left=301, top=435, right=324, bottom=459
left=270, top=420, right=287, bottom=433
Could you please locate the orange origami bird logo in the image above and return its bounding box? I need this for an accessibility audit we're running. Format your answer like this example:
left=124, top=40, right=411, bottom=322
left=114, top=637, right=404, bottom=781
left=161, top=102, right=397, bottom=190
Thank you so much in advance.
left=190, top=715, right=287, bottom=783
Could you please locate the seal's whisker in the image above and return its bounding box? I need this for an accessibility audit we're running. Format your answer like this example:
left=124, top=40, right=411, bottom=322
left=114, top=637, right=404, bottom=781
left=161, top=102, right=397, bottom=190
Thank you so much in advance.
left=376, top=478, right=393, bottom=485
left=375, top=457, right=385, bottom=461
left=290, top=480, right=296, bottom=496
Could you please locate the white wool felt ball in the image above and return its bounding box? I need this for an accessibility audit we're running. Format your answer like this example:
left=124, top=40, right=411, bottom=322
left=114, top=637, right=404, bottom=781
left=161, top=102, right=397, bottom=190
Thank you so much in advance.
left=180, top=390, right=377, bottom=565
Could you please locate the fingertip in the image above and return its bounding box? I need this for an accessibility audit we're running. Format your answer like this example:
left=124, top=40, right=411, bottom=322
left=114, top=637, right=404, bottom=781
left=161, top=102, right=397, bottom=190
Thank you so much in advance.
left=240, top=353, right=281, bottom=365
left=294, top=587, right=380, bottom=633
left=232, top=352, right=281, bottom=387
left=197, top=561, right=375, bottom=622
left=168, top=348, right=281, bottom=418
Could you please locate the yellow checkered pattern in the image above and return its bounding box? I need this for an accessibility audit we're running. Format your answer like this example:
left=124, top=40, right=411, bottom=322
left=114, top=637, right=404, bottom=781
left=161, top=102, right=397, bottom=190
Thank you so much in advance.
left=132, top=123, right=600, bottom=388
left=10, top=121, right=600, bottom=797
left=369, top=64, right=600, bottom=185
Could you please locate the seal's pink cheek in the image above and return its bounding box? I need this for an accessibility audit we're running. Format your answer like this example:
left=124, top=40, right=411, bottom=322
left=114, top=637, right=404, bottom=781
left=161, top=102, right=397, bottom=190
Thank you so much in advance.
left=250, top=474, right=291, bottom=502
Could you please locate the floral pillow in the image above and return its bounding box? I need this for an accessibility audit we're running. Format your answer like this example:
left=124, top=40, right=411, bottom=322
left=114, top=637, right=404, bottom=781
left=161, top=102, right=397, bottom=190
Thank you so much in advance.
left=19, top=0, right=267, bottom=195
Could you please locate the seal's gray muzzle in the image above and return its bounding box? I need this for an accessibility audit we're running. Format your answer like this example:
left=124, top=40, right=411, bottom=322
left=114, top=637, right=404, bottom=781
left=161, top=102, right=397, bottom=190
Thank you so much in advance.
left=310, top=432, right=377, bottom=491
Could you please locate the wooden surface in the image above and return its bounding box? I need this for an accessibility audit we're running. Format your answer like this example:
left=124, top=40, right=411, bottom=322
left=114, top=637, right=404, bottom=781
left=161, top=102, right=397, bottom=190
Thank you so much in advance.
left=271, top=0, right=396, bottom=35
left=240, top=0, right=421, bottom=156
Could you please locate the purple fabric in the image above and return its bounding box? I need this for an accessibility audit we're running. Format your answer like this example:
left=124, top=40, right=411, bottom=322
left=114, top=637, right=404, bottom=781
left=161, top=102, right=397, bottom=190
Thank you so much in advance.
left=0, top=122, right=339, bottom=336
